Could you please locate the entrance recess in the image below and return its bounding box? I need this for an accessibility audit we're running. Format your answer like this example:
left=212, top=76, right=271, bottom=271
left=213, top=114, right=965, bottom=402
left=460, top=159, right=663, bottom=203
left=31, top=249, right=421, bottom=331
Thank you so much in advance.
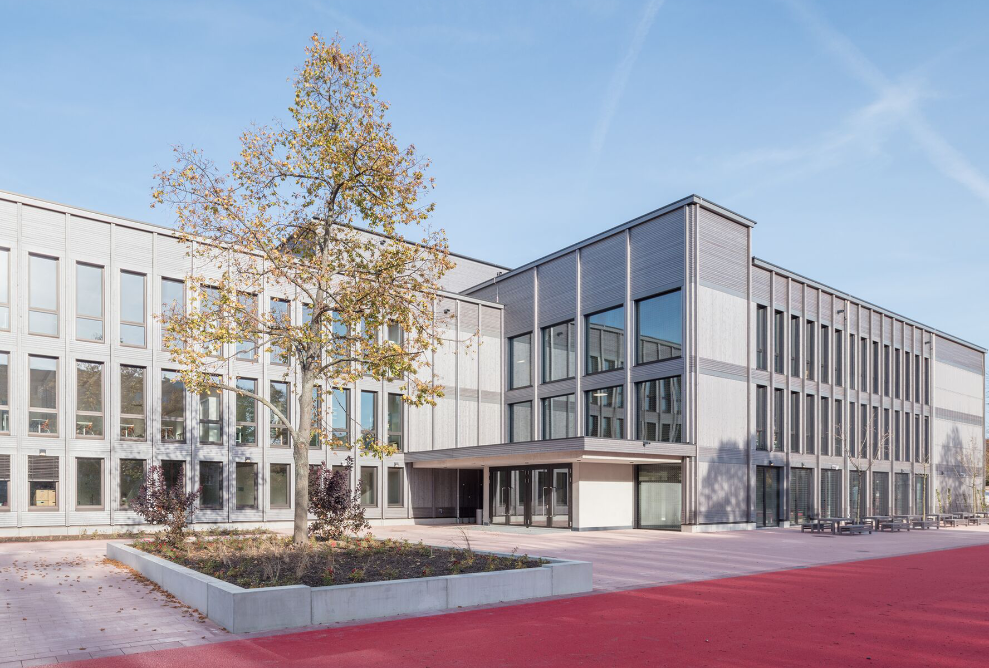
left=755, top=466, right=780, bottom=527
left=490, top=465, right=572, bottom=528
left=635, top=463, right=682, bottom=530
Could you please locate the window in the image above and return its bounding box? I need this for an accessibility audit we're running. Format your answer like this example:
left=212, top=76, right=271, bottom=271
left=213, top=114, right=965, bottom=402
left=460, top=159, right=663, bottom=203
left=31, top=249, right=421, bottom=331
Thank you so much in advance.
left=848, top=404, right=856, bottom=458
left=860, top=338, right=868, bottom=390
left=805, top=395, right=815, bottom=454
left=923, top=416, right=929, bottom=462
left=586, top=386, right=623, bottom=438
left=76, top=263, right=104, bottom=341
left=755, top=385, right=767, bottom=450
left=310, top=387, right=322, bottom=449
left=509, top=401, right=532, bottom=443
left=773, top=311, right=785, bottom=373
left=119, top=365, right=146, bottom=440
left=235, top=462, right=258, bottom=510
left=270, top=381, right=290, bottom=447
left=914, top=415, right=921, bottom=462
left=904, top=411, right=912, bottom=463
left=848, top=333, right=856, bottom=389
left=0, top=352, right=8, bottom=434
left=834, top=332, right=843, bottom=386
left=360, top=390, right=378, bottom=449
left=789, top=316, right=800, bottom=377
left=894, top=410, right=901, bottom=460
left=199, top=378, right=222, bottom=444
left=28, top=356, right=58, bottom=436
left=0, top=454, right=10, bottom=509
left=894, top=349, right=901, bottom=399
left=360, top=466, right=378, bottom=507
left=162, top=460, right=185, bottom=491
left=834, top=400, right=843, bottom=457
left=904, top=350, right=911, bottom=401
left=861, top=405, right=871, bottom=458
left=804, top=320, right=815, bottom=380
left=820, top=397, right=829, bottom=456
left=386, top=322, right=403, bottom=346
left=871, top=406, right=880, bottom=459
left=820, top=325, right=829, bottom=383
left=235, top=378, right=257, bottom=445
left=200, top=286, right=223, bottom=356
left=586, top=306, right=625, bottom=373
left=923, top=358, right=930, bottom=405
left=28, top=455, right=58, bottom=509
left=270, top=464, right=290, bottom=508
left=755, top=305, right=768, bottom=371
left=330, top=388, right=351, bottom=448
left=236, top=293, right=258, bottom=360
left=28, top=254, right=58, bottom=336
left=789, top=392, right=799, bottom=453
left=161, top=371, right=185, bottom=442
left=541, top=394, right=575, bottom=440
left=120, top=271, right=146, bottom=347
left=773, top=389, right=784, bottom=451
left=0, top=248, right=9, bottom=330
left=871, top=341, right=879, bottom=394
left=387, top=393, right=403, bottom=451
left=270, top=298, right=290, bottom=364
left=119, top=459, right=145, bottom=509
left=881, top=408, right=889, bottom=460
left=75, top=361, right=104, bottom=437
left=508, top=333, right=531, bottom=389
left=160, top=278, right=185, bottom=350
left=914, top=354, right=921, bottom=402
left=387, top=467, right=404, bottom=507
left=636, top=291, right=681, bottom=364
left=636, top=377, right=681, bottom=443
left=199, top=462, right=223, bottom=509
left=75, top=457, right=103, bottom=510
left=542, top=321, right=575, bottom=382
left=883, top=345, right=890, bottom=396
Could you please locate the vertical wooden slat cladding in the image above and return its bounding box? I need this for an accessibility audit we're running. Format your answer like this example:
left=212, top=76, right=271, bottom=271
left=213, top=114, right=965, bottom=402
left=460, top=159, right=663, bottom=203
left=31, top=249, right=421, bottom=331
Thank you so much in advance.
left=22, top=205, right=64, bottom=250
left=630, top=209, right=685, bottom=300
left=936, top=338, right=984, bottom=374
left=499, top=270, right=534, bottom=337
left=0, top=199, right=18, bottom=236
left=537, top=252, right=576, bottom=326
left=752, top=267, right=771, bottom=303
left=773, top=275, right=788, bottom=309
left=697, top=208, right=747, bottom=296
left=580, top=233, right=626, bottom=314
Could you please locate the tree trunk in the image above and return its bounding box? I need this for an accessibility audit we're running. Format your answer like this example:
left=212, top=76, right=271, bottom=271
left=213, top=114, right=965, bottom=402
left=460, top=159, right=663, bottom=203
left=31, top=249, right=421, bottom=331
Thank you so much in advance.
left=293, top=371, right=316, bottom=544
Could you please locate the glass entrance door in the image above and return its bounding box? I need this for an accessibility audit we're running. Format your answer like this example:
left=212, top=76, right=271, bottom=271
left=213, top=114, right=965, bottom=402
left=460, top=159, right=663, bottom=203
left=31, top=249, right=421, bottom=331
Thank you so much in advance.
left=490, top=465, right=571, bottom=528
left=492, top=468, right=526, bottom=525
left=636, top=463, right=682, bottom=530
left=755, top=466, right=780, bottom=527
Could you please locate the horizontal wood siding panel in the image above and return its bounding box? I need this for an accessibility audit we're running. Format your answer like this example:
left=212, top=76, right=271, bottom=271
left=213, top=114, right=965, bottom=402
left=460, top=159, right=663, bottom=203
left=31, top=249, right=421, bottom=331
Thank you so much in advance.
left=630, top=357, right=684, bottom=383
left=0, top=199, right=16, bottom=237
left=789, top=282, right=802, bottom=313
left=773, top=275, right=788, bottom=309
left=499, top=270, right=534, bottom=337
left=116, top=226, right=154, bottom=266
left=752, top=267, right=771, bottom=303
left=22, top=205, right=64, bottom=250
left=936, top=338, right=983, bottom=374
left=697, top=209, right=747, bottom=295
left=537, top=253, right=576, bottom=326
left=580, top=234, right=626, bottom=314
left=68, top=216, right=112, bottom=260
left=629, top=209, right=685, bottom=301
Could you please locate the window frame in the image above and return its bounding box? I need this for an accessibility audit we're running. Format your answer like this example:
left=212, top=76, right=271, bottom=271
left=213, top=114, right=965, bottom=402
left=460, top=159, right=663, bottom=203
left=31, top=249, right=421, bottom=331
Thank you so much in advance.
left=634, top=289, right=682, bottom=366
left=235, top=461, right=259, bottom=510
left=160, top=370, right=186, bottom=443
left=75, top=262, right=105, bottom=343
left=27, top=454, right=59, bottom=511
left=585, top=385, right=624, bottom=439
left=198, top=376, right=223, bottom=445
left=540, top=393, right=576, bottom=441
left=755, top=305, right=768, bottom=371
left=74, top=360, right=104, bottom=439
left=269, top=463, right=291, bottom=509
left=508, top=333, right=532, bottom=390
left=0, top=247, right=9, bottom=332
left=118, top=458, right=146, bottom=510
left=387, top=467, right=404, bottom=508
left=119, top=270, right=147, bottom=348
left=28, top=355, right=59, bottom=437
left=755, top=385, right=767, bottom=450
left=386, top=392, right=404, bottom=451
left=330, top=387, right=351, bottom=449
left=541, top=320, right=576, bottom=383
left=585, top=305, right=626, bottom=375
left=269, top=380, right=291, bottom=447
left=28, top=253, right=59, bottom=337
left=508, top=400, right=532, bottom=443
left=359, top=390, right=378, bottom=449
left=235, top=378, right=258, bottom=446
left=360, top=466, right=378, bottom=507
left=119, top=364, right=147, bottom=441
left=0, top=351, right=11, bottom=435
left=269, top=297, right=291, bottom=365
left=0, top=453, right=10, bottom=509
left=773, top=310, right=785, bottom=373
left=789, top=315, right=800, bottom=377
left=635, top=377, right=681, bottom=444
left=160, top=277, right=185, bottom=351
left=75, top=456, right=104, bottom=511
left=198, top=461, right=224, bottom=510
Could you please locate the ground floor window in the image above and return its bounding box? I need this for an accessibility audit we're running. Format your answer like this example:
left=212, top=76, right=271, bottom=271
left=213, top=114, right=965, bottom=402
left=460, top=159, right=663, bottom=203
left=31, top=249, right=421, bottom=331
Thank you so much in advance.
left=820, top=469, right=841, bottom=518
left=360, top=467, right=378, bottom=507
left=28, top=455, right=58, bottom=509
left=199, top=461, right=223, bottom=509
left=270, top=464, right=290, bottom=508
left=894, top=473, right=910, bottom=515
left=914, top=475, right=929, bottom=515
left=75, top=457, right=103, bottom=510
left=872, top=471, right=890, bottom=515
left=235, top=462, right=258, bottom=509
left=849, top=471, right=867, bottom=520
left=490, top=465, right=571, bottom=529
left=636, top=463, right=681, bottom=530
left=387, top=467, right=404, bottom=507
left=789, top=468, right=812, bottom=524
left=0, top=454, right=9, bottom=508
left=162, top=460, right=185, bottom=491
left=119, top=459, right=145, bottom=509
left=755, top=466, right=781, bottom=527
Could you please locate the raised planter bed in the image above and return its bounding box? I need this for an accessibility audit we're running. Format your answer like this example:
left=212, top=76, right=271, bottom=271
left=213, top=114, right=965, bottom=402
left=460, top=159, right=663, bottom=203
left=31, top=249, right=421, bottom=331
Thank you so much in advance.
left=107, top=541, right=592, bottom=633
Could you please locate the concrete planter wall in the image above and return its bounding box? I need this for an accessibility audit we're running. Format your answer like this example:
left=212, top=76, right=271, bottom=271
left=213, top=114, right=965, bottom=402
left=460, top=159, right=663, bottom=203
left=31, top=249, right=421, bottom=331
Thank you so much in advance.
left=107, top=542, right=592, bottom=633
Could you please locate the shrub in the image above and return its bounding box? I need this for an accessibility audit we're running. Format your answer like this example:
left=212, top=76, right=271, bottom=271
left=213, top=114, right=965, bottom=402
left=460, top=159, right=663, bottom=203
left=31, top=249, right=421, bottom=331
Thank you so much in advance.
left=129, top=465, right=200, bottom=544
left=308, top=460, right=369, bottom=541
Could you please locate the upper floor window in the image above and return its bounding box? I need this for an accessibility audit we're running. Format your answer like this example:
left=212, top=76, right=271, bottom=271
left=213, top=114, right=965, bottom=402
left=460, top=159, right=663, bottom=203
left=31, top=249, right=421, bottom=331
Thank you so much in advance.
left=541, top=321, right=575, bottom=383
left=834, top=399, right=843, bottom=457
left=755, top=385, right=767, bottom=450
left=871, top=341, right=880, bottom=394
left=636, top=290, right=681, bottom=364
left=387, top=393, right=404, bottom=451
left=76, top=263, right=104, bottom=342
left=755, top=305, right=768, bottom=371
left=119, top=271, right=146, bottom=347
left=28, top=254, right=58, bottom=336
left=820, top=397, right=830, bottom=456
left=773, top=389, right=784, bottom=451
left=270, top=381, right=290, bottom=447
left=236, top=293, right=258, bottom=360
left=119, top=365, right=146, bottom=440
left=330, top=388, right=350, bottom=448
left=270, top=298, right=291, bottom=364
left=160, top=278, right=185, bottom=350
left=508, top=333, right=531, bottom=389
left=310, top=387, right=322, bottom=449
left=235, top=378, right=257, bottom=446
left=773, top=311, right=785, bottom=373
left=541, top=394, right=575, bottom=440
left=894, top=349, right=901, bottom=399
left=28, top=355, right=58, bottom=436
left=819, top=325, right=829, bottom=383
left=804, top=320, right=815, bottom=380
left=359, top=390, right=378, bottom=448
left=914, top=354, right=921, bottom=402
left=923, top=357, right=930, bottom=405
left=161, top=370, right=186, bottom=442
left=805, top=394, right=815, bottom=455
left=75, top=361, right=104, bottom=438
left=0, top=248, right=9, bottom=330
left=509, top=401, right=532, bottom=443
left=0, top=352, right=9, bottom=434
left=848, top=333, right=856, bottom=389
left=834, top=331, right=843, bottom=386
left=882, top=344, right=890, bottom=397
left=637, top=377, right=681, bottom=443
left=585, top=386, right=623, bottom=438
left=199, top=377, right=222, bottom=445
left=586, top=306, right=625, bottom=374
left=789, top=316, right=800, bottom=377
left=789, top=391, right=799, bottom=453
left=859, top=338, right=868, bottom=390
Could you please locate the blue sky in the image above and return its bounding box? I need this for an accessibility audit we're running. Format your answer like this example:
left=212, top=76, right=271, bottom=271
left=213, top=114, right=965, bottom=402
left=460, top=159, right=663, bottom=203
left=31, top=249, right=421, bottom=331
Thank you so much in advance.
left=1, top=0, right=988, bottom=348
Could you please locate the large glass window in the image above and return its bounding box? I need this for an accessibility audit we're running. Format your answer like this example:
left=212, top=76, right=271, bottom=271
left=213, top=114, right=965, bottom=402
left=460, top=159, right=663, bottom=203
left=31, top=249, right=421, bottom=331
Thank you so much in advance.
left=848, top=333, right=856, bottom=389
left=119, top=271, right=146, bottom=347
left=235, top=378, right=257, bottom=445
left=883, top=344, right=890, bottom=396
left=636, top=291, right=681, bottom=364
left=270, top=298, right=290, bottom=364
left=270, top=381, right=290, bottom=447
left=894, top=410, right=901, bottom=461
left=360, top=466, right=378, bottom=507
left=903, top=350, right=911, bottom=401
left=270, top=463, right=290, bottom=508
left=76, top=263, right=104, bottom=342
left=0, top=352, right=8, bottom=434
left=360, top=390, right=378, bottom=448
left=0, top=454, right=8, bottom=508
left=805, top=394, right=815, bottom=455
left=28, top=254, right=58, bottom=336
left=755, top=305, right=768, bottom=371
left=509, top=401, right=532, bottom=443
left=235, top=462, right=258, bottom=510
left=834, top=331, right=843, bottom=386
left=0, top=248, right=9, bottom=330
left=541, top=394, right=575, bottom=440
left=160, top=278, right=185, bottom=350
left=162, top=460, right=185, bottom=491
left=636, top=377, right=681, bottom=443
left=773, top=310, right=785, bottom=373
left=804, top=320, right=815, bottom=380
left=923, top=358, right=930, bottom=405
left=789, top=316, right=800, bottom=377
left=914, top=354, right=921, bottom=402
left=330, top=388, right=350, bottom=448
left=834, top=400, right=843, bottom=457
left=789, top=391, right=799, bottom=453
left=119, top=459, right=145, bottom=509
left=586, top=306, right=625, bottom=373
left=773, top=389, right=784, bottom=451
left=75, top=457, right=103, bottom=509
left=199, top=377, right=222, bottom=444
left=387, top=467, right=404, bottom=507
left=820, top=325, right=829, bottom=383
left=541, top=321, right=575, bottom=382
left=199, top=461, right=223, bottom=509
left=894, top=349, right=901, bottom=400
left=860, top=338, right=868, bottom=390
left=387, top=393, right=403, bottom=451
left=119, top=365, right=146, bottom=440
left=75, top=361, right=104, bottom=437
left=586, top=386, right=623, bottom=438
left=871, top=341, right=879, bottom=393
left=161, top=370, right=185, bottom=442
left=235, top=293, right=258, bottom=360
left=755, top=385, right=767, bottom=450
left=508, top=333, right=531, bottom=389
left=820, top=397, right=830, bottom=456
left=28, top=355, right=58, bottom=436
left=28, top=455, right=58, bottom=509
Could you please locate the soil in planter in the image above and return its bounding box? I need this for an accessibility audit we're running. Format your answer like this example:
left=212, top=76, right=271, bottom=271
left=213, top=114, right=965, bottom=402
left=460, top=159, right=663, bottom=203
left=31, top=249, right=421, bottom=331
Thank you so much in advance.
left=135, top=535, right=545, bottom=588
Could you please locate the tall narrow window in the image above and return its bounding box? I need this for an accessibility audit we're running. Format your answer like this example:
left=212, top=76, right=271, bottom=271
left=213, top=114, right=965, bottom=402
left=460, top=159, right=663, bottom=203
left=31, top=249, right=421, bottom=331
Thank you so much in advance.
left=387, top=393, right=404, bottom=451
left=235, top=378, right=257, bottom=445
left=76, top=263, right=104, bottom=341
left=636, top=290, right=681, bottom=364
left=359, top=390, right=378, bottom=448
left=881, top=408, right=889, bottom=460
left=790, top=316, right=800, bottom=377
left=848, top=403, right=856, bottom=458
left=120, top=365, right=146, bottom=440
left=834, top=399, right=843, bottom=457
left=0, top=248, right=9, bottom=330
left=330, top=388, right=350, bottom=448
left=820, top=325, right=829, bottom=383
left=28, top=356, right=58, bottom=436
left=883, top=345, right=890, bottom=397
left=869, top=405, right=878, bottom=459
left=636, top=377, right=681, bottom=443
left=270, top=298, right=290, bottom=364
left=773, top=311, right=785, bottom=373
left=894, top=410, right=901, bottom=461
left=586, top=306, right=625, bottom=373
left=820, top=397, right=829, bottom=456
left=508, top=333, right=532, bottom=389
left=894, top=349, right=901, bottom=399
left=923, top=416, right=929, bottom=462
left=236, top=293, right=258, bottom=360
left=542, top=321, right=575, bottom=382
left=848, top=333, right=856, bottom=389
left=0, top=352, right=8, bottom=434
left=161, top=371, right=185, bottom=442
left=270, top=463, right=290, bottom=508
left=270, top=381, right=290, bottom=447
left=28, top=254, right=59, bottom=336
left=28, top=455, right=59, bottom=509
left=160, top=278, right=185, bottom=350
left=542, top=394, right=576, bottom=440
left=119, top=271, right=146, bottom=347
left=199, top=377, right=222, bottom=444
left=310, top=387, right=322, bottom=450
left=0, top=454, right=8, bottom=508
left=387, top=468, right=404, bottom=507
left=199, top=461, right=223, bottom=509
left=755, top=305, right=768, bottom=371
left=586, top=386, right=624, bottom=438
left=914, top=415, right=921, bottom=462
left=860, top=338, right=868, bottom=391
left=235, top=462, right=258, bottom=510
left=860, top=404, right=868, bottom=458
left=871, top=341, right=879, bottom=394
left=162, top=460, right=185, bottom=491
left=834, top=332, right=843, bottom=386
left=75, top=361, right=104, bottom=437
left=805, top=394, right=815, bottom=455
left=903, top=350, right=911, bottom=401
left=904, top=411, right=912, bottom=463
left=804, top=320, right=815, bottom=380
left=755, top=385, right=767, bottom=450
left=360, top=467, right=378, bottom=507
left=75, top=457, right=103, bottom=510
left=789, top=391, right=800, bottom=453
left=119, top=459, right=145, bottom=509
left=923, top=358, right=930, bottom=405
left=201, top=286, right=223, bottom=356
left=773, top=389, right=784, bottom=451
left=509, top=401, right=532, bottom=443
left=914, top=354, right=921, bottom=402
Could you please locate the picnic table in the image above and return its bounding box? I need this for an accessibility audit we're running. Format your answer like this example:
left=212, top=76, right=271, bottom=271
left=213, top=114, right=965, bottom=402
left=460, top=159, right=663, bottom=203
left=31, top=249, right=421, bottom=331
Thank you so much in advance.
left=821, top=517, right=854, bottom=534
left=863, top=516, right=892, bottom=531
left=931, top=513, right=958, bottom=527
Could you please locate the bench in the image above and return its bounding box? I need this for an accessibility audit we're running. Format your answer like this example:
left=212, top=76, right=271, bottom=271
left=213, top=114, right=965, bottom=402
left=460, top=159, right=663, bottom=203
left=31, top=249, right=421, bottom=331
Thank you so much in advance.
left=879, top=521, right=909, bottom=532
left=967, top=516, right=989, bottom=526
left=838, top=524, right=871, bottom=535
left=941, top=517, right=959, bottom=527
left=801, top=520, right=833, bottom=533
left=910, top=519, right=938, bottom=530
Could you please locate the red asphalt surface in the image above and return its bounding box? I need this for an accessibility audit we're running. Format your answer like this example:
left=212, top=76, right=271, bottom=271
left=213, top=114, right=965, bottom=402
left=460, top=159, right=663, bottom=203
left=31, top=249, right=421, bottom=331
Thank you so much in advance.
left=65, top=544, right=989, bottom=668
